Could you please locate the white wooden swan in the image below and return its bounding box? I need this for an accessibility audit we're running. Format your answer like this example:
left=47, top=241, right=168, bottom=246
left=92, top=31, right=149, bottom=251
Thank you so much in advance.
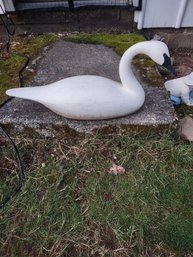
left=6, top=41, right=175, bottom=120
left=165, top=72, right=193, bottom=105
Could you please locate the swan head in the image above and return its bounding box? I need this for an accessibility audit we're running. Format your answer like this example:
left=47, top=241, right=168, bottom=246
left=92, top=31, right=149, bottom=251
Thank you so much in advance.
left=144, top=41, right=176, bottom=76
left=162, top=53, right=176, bottom=76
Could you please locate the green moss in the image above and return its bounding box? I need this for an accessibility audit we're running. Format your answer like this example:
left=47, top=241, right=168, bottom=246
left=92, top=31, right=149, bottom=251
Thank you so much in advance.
left=11, top=33, right=59, bottom=57
left=0, top=34, right=59, bottom=105
left=65, top=33, right=145, bottom=55
left=133, top=55, right=164, bottom=87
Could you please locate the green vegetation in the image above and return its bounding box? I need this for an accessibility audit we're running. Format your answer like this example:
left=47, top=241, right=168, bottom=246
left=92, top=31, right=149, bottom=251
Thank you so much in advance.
left=0, top=33, right=59, bottom=104
left=65, top=33, right=145, bottom=55
left=1, top=33, right=193, bottom=256
left=1, top=131, right=193, bottom=256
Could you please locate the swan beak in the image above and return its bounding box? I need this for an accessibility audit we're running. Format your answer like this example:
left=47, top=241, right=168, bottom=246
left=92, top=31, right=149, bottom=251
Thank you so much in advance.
left=162, top=54, right=177, bottom=76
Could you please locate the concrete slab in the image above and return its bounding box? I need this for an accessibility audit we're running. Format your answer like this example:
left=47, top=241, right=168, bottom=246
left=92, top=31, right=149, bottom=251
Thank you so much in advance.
left=0, top=41, right=176, bottom=134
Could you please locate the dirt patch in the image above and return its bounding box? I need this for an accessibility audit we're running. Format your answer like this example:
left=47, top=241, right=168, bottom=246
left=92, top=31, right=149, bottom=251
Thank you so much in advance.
left=166, top=48, right=193, bottom=80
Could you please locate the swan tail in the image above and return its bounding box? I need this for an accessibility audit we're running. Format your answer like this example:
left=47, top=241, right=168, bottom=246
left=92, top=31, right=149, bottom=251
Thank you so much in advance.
left=6, top=87, right=44, bottom=102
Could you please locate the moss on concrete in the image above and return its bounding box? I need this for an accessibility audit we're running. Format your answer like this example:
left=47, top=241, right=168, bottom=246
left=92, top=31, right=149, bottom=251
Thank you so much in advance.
left=133, top=55, right=164, bottom=87
left=65, top=33, right=145, bottom=55
left=10, top=34, right=59, bottom=57
left=0, top=34, right=59, bottom=105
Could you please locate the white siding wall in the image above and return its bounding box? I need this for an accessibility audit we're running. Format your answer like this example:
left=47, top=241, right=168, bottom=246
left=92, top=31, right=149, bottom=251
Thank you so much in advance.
left=135, top=0, right=193, bottom=29
left=1, top=0, right=15, bottom=12
left=181, top=0, right=193, bottom=27
left=0, top=0, right=5, bottom=14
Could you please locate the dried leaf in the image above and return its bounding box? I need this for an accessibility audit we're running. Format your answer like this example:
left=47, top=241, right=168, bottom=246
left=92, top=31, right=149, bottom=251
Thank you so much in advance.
left=108, top=163, right=125, bottom=175
left=0, top=137, right=8, bottom=147
left=102, top=192, right=113, bottom=202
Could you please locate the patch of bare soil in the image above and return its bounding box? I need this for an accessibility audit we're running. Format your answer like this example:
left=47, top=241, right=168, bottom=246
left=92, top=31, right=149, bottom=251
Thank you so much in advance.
left=166, top=48, right=193, bottom=80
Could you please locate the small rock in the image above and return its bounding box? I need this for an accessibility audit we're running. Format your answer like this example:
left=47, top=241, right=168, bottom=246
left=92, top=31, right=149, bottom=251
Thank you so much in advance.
left=31, top=56, right=41, bottom=66
left=26, top=68, right=35, bottom=73
left=41, top=163, right=46, bottom=168
left=178, top=116, right=193, bottom=142
left=151, top=34, right=164, bottom=41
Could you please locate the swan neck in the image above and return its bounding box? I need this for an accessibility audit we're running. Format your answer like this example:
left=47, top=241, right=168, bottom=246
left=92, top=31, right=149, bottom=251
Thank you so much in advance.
left=119, top=43, right=144, bottom=91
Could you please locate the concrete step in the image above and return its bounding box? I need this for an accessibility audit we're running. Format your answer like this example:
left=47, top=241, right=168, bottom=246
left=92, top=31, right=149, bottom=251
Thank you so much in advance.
left=0, top=41, right=176, bottom=136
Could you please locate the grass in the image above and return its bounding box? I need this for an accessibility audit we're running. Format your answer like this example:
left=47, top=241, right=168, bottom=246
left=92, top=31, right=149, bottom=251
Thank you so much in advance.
left=1, top=130, right=193, bottom=256
left=1, top=32, right=193, bottom=256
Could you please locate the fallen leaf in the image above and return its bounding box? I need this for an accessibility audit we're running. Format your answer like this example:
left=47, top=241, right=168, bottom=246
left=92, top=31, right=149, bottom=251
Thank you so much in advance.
left=108, top=163, right=125, bottom=175
left=0, top=137, right=8, bottom=146
left=102, top=192, right=113, bottom=201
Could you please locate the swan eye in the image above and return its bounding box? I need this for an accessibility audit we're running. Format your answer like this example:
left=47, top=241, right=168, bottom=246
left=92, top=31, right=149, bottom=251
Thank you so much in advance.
left=162, top=54, right=176, bottom=76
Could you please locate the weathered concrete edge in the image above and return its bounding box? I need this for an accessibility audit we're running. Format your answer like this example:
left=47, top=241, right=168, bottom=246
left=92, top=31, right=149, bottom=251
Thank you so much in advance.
left=0, top=99, right=178, bottom=136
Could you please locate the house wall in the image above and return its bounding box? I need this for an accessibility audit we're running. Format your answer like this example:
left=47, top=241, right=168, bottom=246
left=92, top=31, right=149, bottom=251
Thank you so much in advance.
left=0, top=0, right=5, bottom=14
left=2, top=0, right=15, bottom=12
left=135, top=0, right=193, bottom=29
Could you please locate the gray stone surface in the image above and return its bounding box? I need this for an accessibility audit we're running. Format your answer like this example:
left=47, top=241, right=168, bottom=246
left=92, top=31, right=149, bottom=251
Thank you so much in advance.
left=0, top=41, right=177, bottom=134
left=178, top=116, right=193, bottom=142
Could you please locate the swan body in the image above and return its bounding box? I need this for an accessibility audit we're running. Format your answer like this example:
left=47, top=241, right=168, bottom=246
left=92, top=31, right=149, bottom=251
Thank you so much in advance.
left=165, top=72, right=193, bottom=106
left=6, top=41, right=173, bottom=120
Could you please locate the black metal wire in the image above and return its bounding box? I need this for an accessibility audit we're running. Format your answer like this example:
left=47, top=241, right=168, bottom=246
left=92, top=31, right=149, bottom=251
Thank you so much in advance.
left=0, top=125, right=25, bottom=209
left=0, top=5, right=15, bottom=52
left=0, top=4, right=26, bottom=209
left=0, top=5, right=15, bottom=36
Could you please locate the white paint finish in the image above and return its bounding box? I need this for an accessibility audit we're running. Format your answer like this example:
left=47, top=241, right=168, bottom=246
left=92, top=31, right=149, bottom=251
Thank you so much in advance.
left=175, top=0, right=188, bottom=28
left=2, top=0, right=16, bottom=12
left=165, top=72, right=193, bottom=105
left=0, top=0, right=5, bottom=14
left=133, top=0, right=139, bottom=6
left=135, top=0, right=193, bottom=29
left=181, top=0, right=193, bottom=27
left=143, top=0, right=180, bottom=28
left=6, top=41, right=171, bottom=120
left=134, top=11, right=139, bottom=23
left=136, top=0, right=147, bottom=29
